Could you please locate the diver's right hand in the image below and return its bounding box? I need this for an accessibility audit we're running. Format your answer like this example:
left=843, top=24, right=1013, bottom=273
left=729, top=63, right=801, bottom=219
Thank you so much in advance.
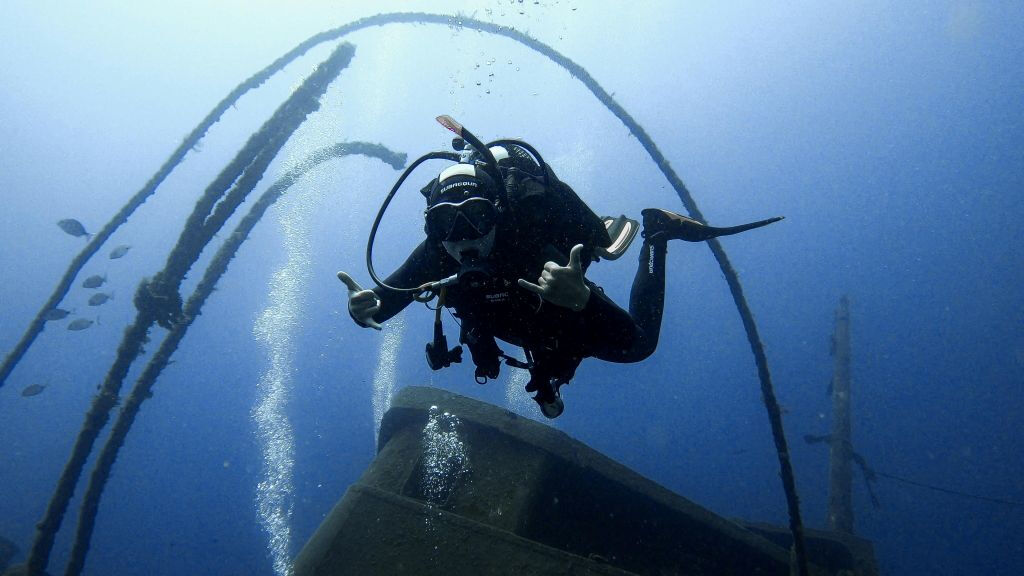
left=337, top=271, right=382, bottom=330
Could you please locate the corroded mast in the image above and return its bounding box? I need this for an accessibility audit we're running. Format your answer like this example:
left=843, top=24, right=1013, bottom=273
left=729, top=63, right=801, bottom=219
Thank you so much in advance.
left=827, top=296, right=854, bottom=533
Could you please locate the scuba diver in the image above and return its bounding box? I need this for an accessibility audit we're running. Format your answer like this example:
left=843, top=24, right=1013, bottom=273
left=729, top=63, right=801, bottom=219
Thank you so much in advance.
left=338, top=116, right=782, bottom=418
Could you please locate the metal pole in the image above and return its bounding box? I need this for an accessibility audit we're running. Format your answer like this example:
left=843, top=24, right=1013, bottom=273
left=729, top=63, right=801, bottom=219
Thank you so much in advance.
left=827, top=296, right=854, bottom=534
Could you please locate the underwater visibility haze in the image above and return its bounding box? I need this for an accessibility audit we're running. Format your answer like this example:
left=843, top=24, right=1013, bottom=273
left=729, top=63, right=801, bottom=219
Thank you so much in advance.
left=1, top=2, right=1022, bottom=575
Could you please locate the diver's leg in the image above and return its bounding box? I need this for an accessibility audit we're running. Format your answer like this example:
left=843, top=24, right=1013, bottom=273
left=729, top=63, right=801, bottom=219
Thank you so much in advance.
left=626, top=238, right=667, bottom=358
left=586, top=236, right=667, bottom=364
left=611, top=207, right=782, bottom=359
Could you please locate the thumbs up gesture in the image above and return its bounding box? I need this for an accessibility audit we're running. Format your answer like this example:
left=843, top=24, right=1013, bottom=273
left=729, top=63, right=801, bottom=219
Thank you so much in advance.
left=337, top=271, right=383, bottom=330
left=518, top=244, right=592, bottom=312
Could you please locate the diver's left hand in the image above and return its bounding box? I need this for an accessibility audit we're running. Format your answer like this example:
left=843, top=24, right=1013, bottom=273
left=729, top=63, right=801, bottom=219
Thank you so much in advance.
left=518, top=244, right=591, bottom=312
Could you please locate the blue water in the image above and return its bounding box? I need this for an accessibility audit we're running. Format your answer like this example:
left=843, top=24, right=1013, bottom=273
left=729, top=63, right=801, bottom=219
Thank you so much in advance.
left=1, top=2, right=1021, bottom=575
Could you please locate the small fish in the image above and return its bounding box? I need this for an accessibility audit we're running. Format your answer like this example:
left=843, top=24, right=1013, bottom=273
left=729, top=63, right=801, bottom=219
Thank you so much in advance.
left=43, top=307, right=74, bottom=321
left=58, top=218, right=92, bottom=239
left=109, top=244, right=131, bottom=259
left=82, top=274, right=107, bottom=289
left=67, top=318, right=94, bottom=331
left=21, top=384, right=47, bottom=397
left=88, top=292, right=114, bottom=306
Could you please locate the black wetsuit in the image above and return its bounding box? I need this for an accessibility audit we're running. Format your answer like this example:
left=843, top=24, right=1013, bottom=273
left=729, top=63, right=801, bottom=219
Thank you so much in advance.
left=362, top=215, right=669, bottom=385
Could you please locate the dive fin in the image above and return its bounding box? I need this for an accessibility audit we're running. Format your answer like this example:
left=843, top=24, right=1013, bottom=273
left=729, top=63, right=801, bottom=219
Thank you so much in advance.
left=700, top=216, right=785, bottom=240
left=642, top=208, right=784, bottom=243
left=595, top=215, right=639, bottom=260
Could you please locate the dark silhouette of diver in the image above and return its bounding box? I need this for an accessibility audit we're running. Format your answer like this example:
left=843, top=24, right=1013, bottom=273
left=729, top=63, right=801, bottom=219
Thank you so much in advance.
left=339, top=117, right=781, bottom=418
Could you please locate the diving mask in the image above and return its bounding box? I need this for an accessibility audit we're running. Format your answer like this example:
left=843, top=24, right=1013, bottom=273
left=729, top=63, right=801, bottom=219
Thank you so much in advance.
left=425, top=197, right=497, bottom=241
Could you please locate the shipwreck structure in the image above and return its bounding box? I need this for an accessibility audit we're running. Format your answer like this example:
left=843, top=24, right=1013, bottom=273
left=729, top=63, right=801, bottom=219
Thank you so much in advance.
left=294, top=386, right=877, bottom=576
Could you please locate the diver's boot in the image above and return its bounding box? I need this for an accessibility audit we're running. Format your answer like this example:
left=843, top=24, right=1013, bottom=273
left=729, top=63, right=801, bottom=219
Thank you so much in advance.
left=527, top=376, right=565, bottom=419
left=641, top=208, right=784, bottom=243
left=536, top=389, right=564, bottom=419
